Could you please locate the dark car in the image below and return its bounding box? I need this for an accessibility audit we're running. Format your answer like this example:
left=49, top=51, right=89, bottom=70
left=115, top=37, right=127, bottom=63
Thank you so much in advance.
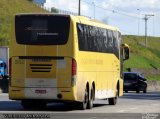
left=123, top=72, right=147, bottom=93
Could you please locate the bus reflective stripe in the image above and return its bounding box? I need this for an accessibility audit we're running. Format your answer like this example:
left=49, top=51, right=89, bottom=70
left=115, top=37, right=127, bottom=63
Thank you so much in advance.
left=95, top=89, right=115, bottom=99
left=24, top=88, right=58, bottom=99
left=25, top=78, right=57, bottom=87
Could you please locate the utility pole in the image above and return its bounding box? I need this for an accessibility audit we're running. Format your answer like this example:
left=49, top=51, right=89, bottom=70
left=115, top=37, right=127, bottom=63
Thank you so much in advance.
left=78, top=0, right=81, bottom=15
left=143, top=14, right=154, bottom=48
left=92, top=2, right=95, bottom=19
left=137, top=9, right=140, bottom=36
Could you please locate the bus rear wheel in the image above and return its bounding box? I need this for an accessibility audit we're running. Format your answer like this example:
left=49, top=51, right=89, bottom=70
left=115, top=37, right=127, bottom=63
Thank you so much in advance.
left=108, top=89, right=118, bottom=105
left=79, top=86, right=89, bottom=110
left=87, top=86, right=94, bottom=109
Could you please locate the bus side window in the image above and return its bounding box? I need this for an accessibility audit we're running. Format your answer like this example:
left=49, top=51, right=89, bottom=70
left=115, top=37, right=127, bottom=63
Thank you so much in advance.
left=78, top=24, right=83, bottom=32
left=77, top=23, right=85, bottom=51
left=107, top=30, right=113, bottom=53
left=103, top=29, right=108, bottom=52
left=112, top=31, right=119, bottom=58
left=83, top=25, right=89, bottom=51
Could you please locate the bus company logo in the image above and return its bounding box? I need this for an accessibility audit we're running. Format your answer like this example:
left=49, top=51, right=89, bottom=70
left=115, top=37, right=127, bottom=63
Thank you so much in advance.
left=37, top=32, right=59, bottom=36
left=25, top=27, right=48, bottom=31
left=142, top=113, right=159, bottom=119
left=15, top=59, right=25, bottom=64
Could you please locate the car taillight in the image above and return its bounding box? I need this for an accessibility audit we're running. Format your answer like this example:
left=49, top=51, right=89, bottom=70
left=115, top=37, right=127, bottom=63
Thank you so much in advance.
left=72, top=59, right=77, bottom=86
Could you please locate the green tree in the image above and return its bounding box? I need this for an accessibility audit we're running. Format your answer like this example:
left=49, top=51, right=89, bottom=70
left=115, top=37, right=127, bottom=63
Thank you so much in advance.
left=51, top=7, right=59, bottom=13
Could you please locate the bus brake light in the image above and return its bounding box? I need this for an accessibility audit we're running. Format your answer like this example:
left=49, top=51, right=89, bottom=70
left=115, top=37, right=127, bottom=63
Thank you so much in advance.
left=72, top=59, right=77, bottom=76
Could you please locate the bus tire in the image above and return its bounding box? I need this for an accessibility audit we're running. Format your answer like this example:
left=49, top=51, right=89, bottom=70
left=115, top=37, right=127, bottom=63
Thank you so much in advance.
left=79, top=86, right=89, bottom=110
left=87, top=86, right=94, bottom=109
left=108, top=89, right=118, bottom=105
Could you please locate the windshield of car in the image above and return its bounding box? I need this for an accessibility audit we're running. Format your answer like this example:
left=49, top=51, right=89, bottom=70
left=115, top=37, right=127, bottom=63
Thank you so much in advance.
left=124, top=73, right=137, bottom=81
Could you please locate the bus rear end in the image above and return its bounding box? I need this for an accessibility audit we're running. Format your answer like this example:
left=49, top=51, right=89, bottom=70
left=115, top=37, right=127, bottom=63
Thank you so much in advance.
left=9, top=14, right=77, bottom=108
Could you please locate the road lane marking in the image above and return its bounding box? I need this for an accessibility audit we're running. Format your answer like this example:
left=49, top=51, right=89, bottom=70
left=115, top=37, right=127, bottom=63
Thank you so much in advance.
left=151, top=104, right=160, bottom=106
left=117, top=110, right=125, bottom=112
left=130, top=107, right=137, bottom=110
left=87, top=117, right=97, bottom=119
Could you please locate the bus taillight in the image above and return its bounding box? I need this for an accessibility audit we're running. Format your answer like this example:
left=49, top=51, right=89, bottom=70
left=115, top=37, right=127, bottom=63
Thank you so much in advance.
left=72, top=59, right=77, bottom=76
left=72, top=59, right=77, bottom=86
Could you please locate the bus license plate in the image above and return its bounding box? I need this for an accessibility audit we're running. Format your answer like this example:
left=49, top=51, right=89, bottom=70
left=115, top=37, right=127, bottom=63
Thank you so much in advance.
left=35, top=90, right=47, bottom=94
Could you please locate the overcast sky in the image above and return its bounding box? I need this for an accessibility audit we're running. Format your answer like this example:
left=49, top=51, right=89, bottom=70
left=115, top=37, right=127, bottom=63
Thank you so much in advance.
left=44, top=0, right=160, bottom=37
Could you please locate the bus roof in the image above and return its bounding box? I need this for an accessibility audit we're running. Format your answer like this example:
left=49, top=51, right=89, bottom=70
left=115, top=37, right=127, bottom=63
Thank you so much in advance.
left=15, top=13, right=120, bottom=32
left=75, top=15, right=120, bottom=32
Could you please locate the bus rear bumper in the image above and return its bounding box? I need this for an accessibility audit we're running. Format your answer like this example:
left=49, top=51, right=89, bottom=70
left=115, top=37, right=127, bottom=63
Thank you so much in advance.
left=9, top=86, right=76, bottom=101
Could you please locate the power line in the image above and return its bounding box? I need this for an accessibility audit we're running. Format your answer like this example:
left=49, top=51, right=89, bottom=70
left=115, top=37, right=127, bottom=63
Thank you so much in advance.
left=120, top=29, right=136, bottom=34
left=78, top=0, right=157, bottom=37
left=103, top=2, right=139, bottom=15
left=81, top=0, right=141, bottom=19
left=97, top=5, right=140, bottom=19
left=81, top=0, right=91, bottom=5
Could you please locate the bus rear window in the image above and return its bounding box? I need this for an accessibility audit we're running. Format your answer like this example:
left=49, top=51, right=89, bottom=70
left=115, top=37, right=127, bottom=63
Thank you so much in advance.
left=15, top=15, right=70, bottom=45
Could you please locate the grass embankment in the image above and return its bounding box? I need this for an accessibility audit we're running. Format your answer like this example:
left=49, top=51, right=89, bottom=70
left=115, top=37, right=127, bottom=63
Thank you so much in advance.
left=123, top=35, right=160, bottom=80
left=0, top=0, right=47, bottom=46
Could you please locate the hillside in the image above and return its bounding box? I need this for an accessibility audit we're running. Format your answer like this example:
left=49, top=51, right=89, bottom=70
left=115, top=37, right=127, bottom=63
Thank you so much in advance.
left=0, top=0, right=47, bottom=46
left=123, top=35, right=160, bottom=80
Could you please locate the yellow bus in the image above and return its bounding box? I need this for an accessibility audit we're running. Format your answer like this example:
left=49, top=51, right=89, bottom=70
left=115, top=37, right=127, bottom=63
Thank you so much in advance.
left=9, top=14, right=129, bottom=110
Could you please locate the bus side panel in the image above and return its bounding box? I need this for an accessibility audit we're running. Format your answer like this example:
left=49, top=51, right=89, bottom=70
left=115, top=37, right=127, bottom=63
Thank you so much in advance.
left=76, top=51, right=116, bottom=101
left=76, top=72, right=96, bottom=101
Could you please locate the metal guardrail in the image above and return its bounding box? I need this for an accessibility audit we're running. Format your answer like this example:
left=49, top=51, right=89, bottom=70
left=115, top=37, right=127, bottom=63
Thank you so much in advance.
left=35, top=4, right=78, bottom=15
left=35, top=3, right=89, bottom=17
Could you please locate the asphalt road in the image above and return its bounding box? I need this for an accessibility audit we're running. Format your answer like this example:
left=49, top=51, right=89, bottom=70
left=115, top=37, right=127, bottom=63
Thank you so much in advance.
left=0, top=91, right=160, bottom=119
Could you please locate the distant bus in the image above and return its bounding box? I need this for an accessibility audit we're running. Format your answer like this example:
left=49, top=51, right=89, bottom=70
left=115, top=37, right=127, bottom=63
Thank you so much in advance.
left=9, top=14, right=129, bottom=110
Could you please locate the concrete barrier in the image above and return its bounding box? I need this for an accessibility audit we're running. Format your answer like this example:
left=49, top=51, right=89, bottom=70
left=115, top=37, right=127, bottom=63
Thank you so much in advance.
left=147, top=80, right=160, bottom=91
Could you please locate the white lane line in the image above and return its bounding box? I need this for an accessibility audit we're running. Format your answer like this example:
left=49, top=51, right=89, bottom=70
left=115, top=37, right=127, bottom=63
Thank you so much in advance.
left=151, top=104, right=159, bottom=106
left=130, top=107, right=137, bottom=110
left=117, top=110, right=126, bottom=112
left=87, top=117, right=97, bottom=119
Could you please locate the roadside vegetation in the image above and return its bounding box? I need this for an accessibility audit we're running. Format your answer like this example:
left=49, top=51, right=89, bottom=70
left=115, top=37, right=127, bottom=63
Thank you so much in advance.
left=0, top=0, right=47, bottom=46
left=123, top=35, right=160, bottom=80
